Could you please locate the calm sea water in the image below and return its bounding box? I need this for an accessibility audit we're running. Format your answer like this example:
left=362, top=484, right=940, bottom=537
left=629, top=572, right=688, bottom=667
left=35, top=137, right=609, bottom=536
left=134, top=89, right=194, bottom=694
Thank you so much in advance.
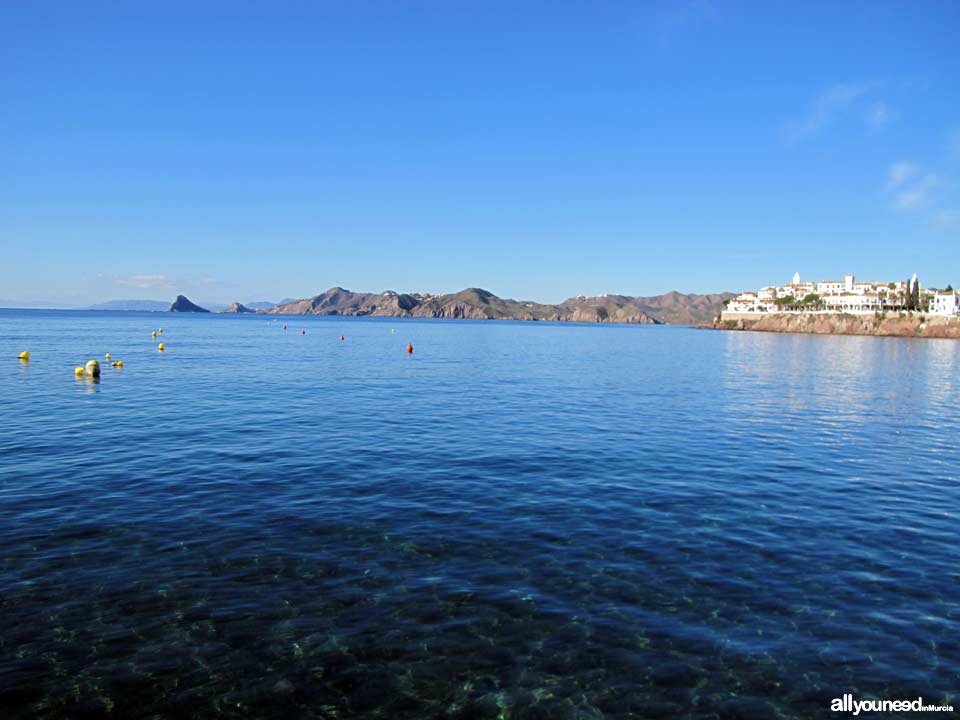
left=1, top=310, right=958, bottom=719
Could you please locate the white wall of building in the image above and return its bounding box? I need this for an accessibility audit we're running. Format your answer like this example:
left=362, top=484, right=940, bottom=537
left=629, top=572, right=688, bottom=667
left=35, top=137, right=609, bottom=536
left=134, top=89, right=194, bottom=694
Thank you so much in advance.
left=930, top=292, right=959, bottom=317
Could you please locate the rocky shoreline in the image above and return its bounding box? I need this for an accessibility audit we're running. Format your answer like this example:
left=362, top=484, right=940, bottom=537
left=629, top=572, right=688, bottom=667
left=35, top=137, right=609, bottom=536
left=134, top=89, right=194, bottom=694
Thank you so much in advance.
left=705, top=312, right=960, bottom=339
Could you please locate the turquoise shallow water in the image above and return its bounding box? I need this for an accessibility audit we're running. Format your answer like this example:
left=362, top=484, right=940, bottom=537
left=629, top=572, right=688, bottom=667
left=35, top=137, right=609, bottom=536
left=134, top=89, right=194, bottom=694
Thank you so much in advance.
left=1, top=310, right=958, bottom=719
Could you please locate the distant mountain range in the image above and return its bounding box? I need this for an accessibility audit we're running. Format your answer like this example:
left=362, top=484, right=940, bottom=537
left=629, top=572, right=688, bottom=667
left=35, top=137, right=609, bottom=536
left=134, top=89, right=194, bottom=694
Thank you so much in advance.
left=243, top=301, right=282, bottom=311
left=3, top=289, right=734, bottom=325
left=622, top=291, right=738, bottom=325
left=256, top=287, right=734, bottom=325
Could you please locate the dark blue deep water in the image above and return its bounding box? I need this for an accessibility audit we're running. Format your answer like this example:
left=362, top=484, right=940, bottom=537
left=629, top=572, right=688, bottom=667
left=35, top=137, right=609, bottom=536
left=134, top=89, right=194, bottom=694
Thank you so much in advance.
left=1, top=310, right=958, bottom=719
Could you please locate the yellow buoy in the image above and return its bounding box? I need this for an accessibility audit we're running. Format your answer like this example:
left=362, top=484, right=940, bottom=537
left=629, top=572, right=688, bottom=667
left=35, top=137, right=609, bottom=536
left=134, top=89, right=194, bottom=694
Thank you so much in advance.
left=84, top=359, right=100, bottom=377
left=159, top=328, right=164, bottom=334
left=151, top=331, right=157, bottom=338
left=115, top=360, right=124, bottom=368
left=74, top=366, right=84, bottom=377
left=18, top=351, right=29, bottom=361
left=105, top=353, right=111, bottom=360
left=158, top=343, right=165, bottom=352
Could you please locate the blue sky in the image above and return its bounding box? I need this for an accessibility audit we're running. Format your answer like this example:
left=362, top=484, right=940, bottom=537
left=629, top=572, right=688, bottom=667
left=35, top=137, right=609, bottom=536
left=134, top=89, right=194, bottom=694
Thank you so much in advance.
left=2, top=1, right=958, bottom=305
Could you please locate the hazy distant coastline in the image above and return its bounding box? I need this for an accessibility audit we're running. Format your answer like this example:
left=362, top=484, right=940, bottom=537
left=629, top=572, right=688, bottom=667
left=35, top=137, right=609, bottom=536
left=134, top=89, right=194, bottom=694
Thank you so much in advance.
left=0, top=299, right=280, bottom=313
left=2, top=288, right=735, bottom=326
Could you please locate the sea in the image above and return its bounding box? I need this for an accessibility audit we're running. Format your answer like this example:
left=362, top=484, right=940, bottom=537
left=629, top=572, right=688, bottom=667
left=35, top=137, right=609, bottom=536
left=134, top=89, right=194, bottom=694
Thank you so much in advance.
left=1, top=309, right=958, bottom=719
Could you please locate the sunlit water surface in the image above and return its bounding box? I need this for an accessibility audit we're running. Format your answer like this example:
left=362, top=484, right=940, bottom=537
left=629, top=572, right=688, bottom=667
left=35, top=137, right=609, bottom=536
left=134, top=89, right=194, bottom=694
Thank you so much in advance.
left=1, top=310, right=958, bottom=719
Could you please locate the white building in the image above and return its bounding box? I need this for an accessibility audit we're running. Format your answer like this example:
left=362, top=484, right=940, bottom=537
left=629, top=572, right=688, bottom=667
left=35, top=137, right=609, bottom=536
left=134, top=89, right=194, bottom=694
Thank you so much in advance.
left=816, top=279, right=846, bottom=296
left=930, top=291, right=959, bottom=317
left=723, top=272, right=929, bottom=316
left=726, top=293, right=758, bottom=313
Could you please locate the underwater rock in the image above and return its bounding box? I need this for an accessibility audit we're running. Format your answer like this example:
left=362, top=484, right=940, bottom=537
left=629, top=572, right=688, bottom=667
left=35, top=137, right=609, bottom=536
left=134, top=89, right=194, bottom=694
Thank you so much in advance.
left=271, top=679, right=295, bottom=695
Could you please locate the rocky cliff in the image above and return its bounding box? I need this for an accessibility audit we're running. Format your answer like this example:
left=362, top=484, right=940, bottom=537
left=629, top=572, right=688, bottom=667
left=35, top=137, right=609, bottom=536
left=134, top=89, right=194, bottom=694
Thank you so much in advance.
left=628, top=291, right=736, bottom=325
left=266, top=287, right=662, bottom=324
left=167, top=295, right=210, bottom=313
left=556, top=293, right=694, bottom=324
left=710, top=313, right=960, bottom=339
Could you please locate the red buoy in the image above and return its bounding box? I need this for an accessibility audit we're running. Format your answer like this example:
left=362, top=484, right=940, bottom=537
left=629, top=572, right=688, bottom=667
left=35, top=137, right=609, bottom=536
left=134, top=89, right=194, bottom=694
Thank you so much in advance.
left=340, top=335, right=345, bottom=341
left=301, top=329, right=306, bottom=335
left=406, top=343, right=414, bottom=354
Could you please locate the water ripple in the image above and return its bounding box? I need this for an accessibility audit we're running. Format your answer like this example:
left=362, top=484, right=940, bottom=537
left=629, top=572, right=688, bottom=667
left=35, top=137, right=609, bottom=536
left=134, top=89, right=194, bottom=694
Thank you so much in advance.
left=0, top=311, right=958, bottom=718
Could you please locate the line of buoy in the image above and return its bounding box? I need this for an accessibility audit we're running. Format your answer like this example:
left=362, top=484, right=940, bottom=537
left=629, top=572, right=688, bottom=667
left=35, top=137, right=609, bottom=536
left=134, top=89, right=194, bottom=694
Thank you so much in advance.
left=25, top=321, right=418, bottom=379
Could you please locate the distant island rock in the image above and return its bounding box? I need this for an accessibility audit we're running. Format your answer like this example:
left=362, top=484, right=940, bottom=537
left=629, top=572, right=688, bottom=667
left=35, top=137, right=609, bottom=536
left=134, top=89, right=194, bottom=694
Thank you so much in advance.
left=262, top=287, right=734, bottom=325
left=167, top=295, right=210, bottom=313
left=222, top=302, right=256, bottom=314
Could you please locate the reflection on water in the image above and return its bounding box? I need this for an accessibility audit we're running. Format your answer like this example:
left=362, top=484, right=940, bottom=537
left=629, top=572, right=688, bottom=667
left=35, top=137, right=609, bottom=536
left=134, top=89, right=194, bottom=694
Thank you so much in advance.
left=1, top=311, right=958, bottom=719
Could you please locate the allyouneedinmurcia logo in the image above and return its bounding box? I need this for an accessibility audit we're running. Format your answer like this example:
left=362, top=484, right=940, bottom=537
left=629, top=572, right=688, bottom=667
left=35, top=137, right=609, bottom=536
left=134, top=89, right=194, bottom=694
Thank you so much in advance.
left=831, top=695, right=954, bottom=715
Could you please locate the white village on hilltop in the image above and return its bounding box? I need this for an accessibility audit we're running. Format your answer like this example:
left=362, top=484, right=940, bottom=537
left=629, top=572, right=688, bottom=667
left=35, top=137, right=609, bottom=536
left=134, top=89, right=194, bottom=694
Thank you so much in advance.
left=724, top=273, right=959, bottom=317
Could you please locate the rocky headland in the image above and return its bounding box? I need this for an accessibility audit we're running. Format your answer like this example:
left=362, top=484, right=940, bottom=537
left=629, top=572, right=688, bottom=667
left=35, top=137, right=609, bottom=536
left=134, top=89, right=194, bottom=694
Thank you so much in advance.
left=707, top=313, right=960, bottom=339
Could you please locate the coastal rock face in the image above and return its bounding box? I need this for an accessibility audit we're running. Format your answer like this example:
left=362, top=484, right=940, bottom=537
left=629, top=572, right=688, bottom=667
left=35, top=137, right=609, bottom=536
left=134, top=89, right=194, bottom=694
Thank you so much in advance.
left=410, top=288, right=561, bottom=321
left=167, top=295, right=210, bottom=313
left=266, top=287, right=664, bottom=324
left=628, top=291, right=736, bottom=325
left=555, top=294, right=664, bottom=324
left=265, top=286, right=737, bottom=325
left=222, top=302, right=255, bottom=314
left=269, top=288, right=419, bottom=317
left=710, top=313, right=960, bottom=339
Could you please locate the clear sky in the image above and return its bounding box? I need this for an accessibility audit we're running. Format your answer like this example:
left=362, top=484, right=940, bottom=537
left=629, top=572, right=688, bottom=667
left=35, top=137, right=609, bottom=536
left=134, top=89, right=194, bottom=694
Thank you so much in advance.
left=2, top=1, right=958, bottom=305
